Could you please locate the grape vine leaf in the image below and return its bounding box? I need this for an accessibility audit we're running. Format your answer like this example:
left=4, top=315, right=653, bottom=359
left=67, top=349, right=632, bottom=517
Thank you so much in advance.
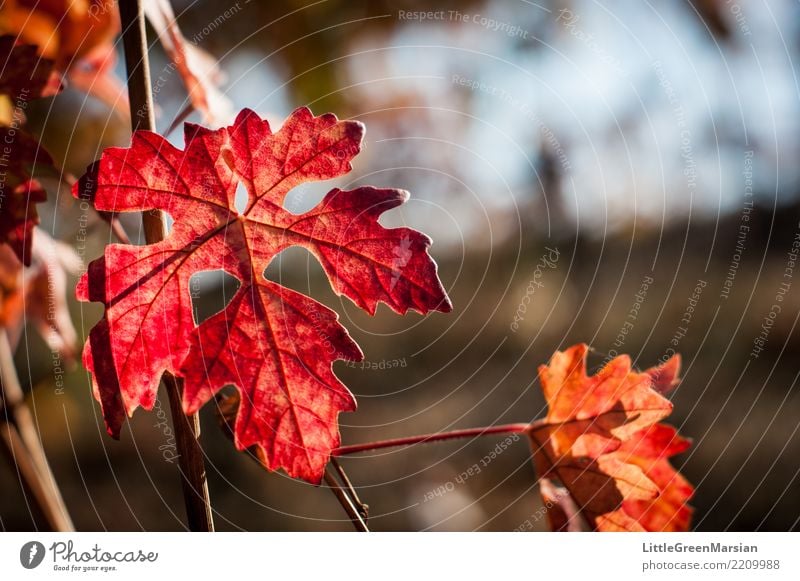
left=76, top=106, right=452, bottom=483
left=527, top=344, right=693, bottom=531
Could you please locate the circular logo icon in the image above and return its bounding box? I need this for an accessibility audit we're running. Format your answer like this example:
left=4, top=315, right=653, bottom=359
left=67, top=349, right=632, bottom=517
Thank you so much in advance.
left=19, top=541, right=46, bottom=569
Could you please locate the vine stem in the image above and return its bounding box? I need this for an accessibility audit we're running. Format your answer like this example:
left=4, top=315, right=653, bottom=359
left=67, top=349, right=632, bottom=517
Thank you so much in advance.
left=331, top=456, right=369, bottom=522
left=333, top=422, right=533, bottom=457
left=0, top=329, right=74, bottom=530
left=323, top=469, right=369, bottom=532
left=118, top=0, right=214, bottom=532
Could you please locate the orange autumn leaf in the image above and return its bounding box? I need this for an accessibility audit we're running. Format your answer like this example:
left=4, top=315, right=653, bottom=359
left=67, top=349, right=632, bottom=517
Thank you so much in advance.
left=0, top=0, right=118, bottom=67
left=0, top=0, right=127, bottom=115
left=1, top=1, right=231, bottom=123
left=613, top=423, right=694, bottom=532
left=527, top=343, right=693, bottom=531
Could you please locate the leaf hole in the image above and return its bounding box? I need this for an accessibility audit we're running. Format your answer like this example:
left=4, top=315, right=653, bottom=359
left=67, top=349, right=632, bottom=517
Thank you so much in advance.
left=234, top=181, right=249, bottom=214
left=189, top=270, right=241, bottom=325
left=283, top=181, right=333, bottom=215
left=263, top=246, right=329, bottom=297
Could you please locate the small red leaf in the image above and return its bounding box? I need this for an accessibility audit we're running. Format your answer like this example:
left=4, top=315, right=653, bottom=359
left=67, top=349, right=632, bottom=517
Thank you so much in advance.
left=76, top=107, right=451, bottom=483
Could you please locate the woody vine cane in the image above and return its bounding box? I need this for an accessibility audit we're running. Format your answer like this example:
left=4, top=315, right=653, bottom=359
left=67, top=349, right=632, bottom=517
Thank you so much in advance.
left=118, top=0, right=213, bottom=532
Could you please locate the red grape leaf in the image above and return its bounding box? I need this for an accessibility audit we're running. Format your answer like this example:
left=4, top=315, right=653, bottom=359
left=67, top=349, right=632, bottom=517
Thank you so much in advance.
left=75, top=107, right=452, bottom=483
left=527, top=344, right=692, bottom=531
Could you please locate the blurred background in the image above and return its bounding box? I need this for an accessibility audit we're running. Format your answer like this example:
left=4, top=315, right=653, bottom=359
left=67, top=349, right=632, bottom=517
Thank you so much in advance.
left=3, top=0, right=800, bottom=531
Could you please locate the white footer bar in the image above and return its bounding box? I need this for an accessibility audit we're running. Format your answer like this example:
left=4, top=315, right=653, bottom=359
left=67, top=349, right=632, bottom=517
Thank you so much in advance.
left=1, top=532, right=797, bottom=580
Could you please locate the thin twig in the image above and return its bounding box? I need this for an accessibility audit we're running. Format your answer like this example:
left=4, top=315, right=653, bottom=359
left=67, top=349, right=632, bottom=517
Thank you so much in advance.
left=108, top=215, right=131, bottom=245
left=214, top=392, right=369, bottom=530
left=164, top=376, right=214, bottom=531
left=0, top=330, right=73, bottom=530
left=324, top=468, right=369, bottom=532
left=330, top=456, right=368, bottom=522
left=118, top=0, right=214, bottom=532
left=333, top=423, right=531, bottom=456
